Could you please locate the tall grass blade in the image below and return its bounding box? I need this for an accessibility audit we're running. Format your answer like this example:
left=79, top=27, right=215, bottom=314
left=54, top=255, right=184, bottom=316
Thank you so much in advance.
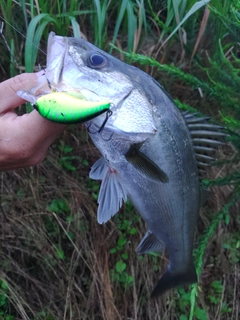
left=162, top=0, right=210, bottom=46
left=191, top=6, right=210, bottom=62
left=172, top=0, right=181, bottom=24
left=165, top=0, right=175, bottom=27
left=10, top=38, right=15, bottom=77
left=18, top=0, right=28, bottom=29
left=93, top=0, right=108, bottom=48
left=57, top=10, right=94, bottom=18
left=179, top=0, right=188, bottom=18
left=156, top=0, right=175, bottom=42
left=127, top=1, right=137, bottom=52
left=93, top=0, right=101, bottom=46
left=69, top=16, right=81, bottom=38
left=138, top=0, right=147, bottom=30
left=110, top=0, right=128, bottom=53
left=133, top=0, right=147, bottom=52
left=25, top=14, right=57, bottom=72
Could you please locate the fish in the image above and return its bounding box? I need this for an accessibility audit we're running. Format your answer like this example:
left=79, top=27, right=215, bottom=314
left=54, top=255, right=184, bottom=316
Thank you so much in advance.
left=20, top=32, right=225, bottom=297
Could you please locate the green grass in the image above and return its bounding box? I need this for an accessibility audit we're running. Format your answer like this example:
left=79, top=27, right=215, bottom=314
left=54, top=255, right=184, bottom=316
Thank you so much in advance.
left=0, top=0, right=239, bottom=319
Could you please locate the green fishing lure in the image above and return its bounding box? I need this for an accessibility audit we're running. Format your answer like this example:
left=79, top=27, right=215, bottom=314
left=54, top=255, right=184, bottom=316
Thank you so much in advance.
left=34, top=91, right=111, bottom=124
left=17, top=90, right=111, bottom=124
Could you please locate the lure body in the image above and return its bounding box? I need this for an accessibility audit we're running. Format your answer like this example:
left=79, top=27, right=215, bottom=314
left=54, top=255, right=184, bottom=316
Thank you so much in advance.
left=35, top=92, right=111, bottom=124
left=17, top=90, right=111, bottom=124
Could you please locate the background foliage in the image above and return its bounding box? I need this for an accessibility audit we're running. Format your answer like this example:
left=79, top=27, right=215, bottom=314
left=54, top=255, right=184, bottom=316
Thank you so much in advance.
left=0, top=0, right=239, bottom=319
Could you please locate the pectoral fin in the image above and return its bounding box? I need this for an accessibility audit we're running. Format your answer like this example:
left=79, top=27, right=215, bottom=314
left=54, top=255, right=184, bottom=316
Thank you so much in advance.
left=89, top=156, right=108, bottom=180
left=125, top=145, right=168, bottom=183
left=90, top=157, right=127, bottom=224
left=137, top=230, right=165, bottom=254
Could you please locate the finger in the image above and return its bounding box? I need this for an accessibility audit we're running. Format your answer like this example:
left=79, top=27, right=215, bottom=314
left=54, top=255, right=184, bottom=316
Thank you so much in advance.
left=0, top=72, right=45, bottom=113
left=19, top=109, right=67, bottom=146
left=0, top=110, right=66, bottom=170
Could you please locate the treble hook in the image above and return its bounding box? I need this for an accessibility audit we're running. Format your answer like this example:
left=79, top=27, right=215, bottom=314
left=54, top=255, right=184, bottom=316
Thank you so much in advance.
left=86, top=122, right=98, bottom=134
left=87, top=109, right=113, bottom=135
left=99, top=130, right=114, bottom=141
left=98, top=109, right=113, bottom=133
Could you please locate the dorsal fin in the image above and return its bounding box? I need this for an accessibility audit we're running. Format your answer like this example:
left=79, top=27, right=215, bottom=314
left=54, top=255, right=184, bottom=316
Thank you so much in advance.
left=182, top=112, right=226, bottom=177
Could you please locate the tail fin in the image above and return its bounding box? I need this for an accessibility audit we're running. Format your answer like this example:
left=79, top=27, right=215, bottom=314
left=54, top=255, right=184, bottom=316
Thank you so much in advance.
left=151, top=263, right=197, bottom=298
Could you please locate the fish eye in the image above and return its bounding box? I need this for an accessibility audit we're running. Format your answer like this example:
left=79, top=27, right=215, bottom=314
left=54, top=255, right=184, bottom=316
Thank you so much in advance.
left=87, top=53, right=107, bottom=69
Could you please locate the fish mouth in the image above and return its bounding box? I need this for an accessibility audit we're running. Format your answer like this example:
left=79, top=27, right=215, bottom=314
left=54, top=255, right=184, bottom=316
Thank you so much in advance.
left=44, top=32, right=110, bottom=106
left=45, top=33, right=132, bottom=130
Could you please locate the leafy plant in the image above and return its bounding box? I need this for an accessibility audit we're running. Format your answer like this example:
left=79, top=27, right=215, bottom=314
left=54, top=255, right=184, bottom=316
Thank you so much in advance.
left=175, top=288, right=208, bottom=320
left=58, top=140, right=84, bottom=171
left=109, top=203, right=138, bottom=289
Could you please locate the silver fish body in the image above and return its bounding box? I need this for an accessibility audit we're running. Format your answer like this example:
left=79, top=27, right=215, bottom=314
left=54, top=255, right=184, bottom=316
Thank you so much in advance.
left=87, top=85, right=199, bottom=296
left=25, top=33, right=225, bottom=296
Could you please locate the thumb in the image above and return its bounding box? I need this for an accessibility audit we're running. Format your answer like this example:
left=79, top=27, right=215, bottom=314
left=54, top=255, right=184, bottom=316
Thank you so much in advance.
left=0, top=72, right=45, bottom=113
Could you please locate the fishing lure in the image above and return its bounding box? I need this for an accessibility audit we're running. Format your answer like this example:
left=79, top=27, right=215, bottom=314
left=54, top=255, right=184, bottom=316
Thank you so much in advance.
left=17, top=90, right=111, bottom=124
left=1, top=19, right=111, bottom=124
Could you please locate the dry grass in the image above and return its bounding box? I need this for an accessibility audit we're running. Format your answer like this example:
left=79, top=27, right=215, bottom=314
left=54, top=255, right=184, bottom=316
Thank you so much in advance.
left=0, top=123, right=239, bottom=319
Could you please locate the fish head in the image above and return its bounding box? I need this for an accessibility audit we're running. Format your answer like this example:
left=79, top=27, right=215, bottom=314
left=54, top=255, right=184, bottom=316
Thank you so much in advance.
left=41, top=32, right=157, bottom=136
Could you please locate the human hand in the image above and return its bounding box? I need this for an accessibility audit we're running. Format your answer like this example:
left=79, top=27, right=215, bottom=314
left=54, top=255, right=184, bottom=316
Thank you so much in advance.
left=0, top=72, right=66, bottom=171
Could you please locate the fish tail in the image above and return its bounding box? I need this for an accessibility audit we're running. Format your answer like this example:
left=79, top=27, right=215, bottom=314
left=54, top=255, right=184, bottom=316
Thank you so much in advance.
left=151, top=263, right=197, bottom=298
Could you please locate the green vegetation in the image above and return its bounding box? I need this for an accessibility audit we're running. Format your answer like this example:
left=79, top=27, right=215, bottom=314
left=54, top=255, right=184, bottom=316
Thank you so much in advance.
left=0, top=0, right=239, bottom=319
